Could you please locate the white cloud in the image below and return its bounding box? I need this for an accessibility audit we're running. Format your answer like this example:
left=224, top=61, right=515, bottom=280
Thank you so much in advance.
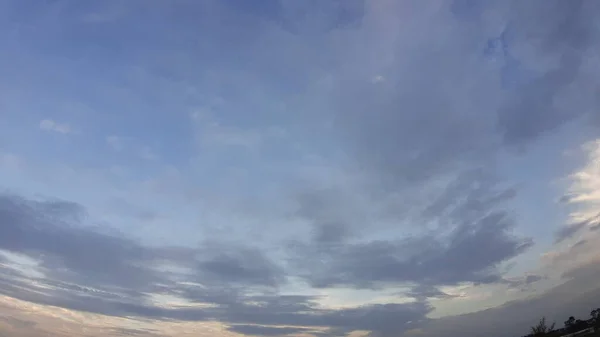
left=566, top=139, right=600, bottom=221
left=544, top=138, right=600, bottom=272
left=106, top=136, right=124, bottom=151
left=371, top=75, right=385, bottom=83
left=39, top=119, right=72, bottom=134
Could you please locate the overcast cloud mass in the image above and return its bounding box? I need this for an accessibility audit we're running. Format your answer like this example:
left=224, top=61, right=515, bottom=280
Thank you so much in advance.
left=1, top=1, right=600, bottom=336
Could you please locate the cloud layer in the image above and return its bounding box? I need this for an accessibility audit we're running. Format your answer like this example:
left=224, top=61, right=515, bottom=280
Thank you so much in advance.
left=1, top=0, right=600, bottom=336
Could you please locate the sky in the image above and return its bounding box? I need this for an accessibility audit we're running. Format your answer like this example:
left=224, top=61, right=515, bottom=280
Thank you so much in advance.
left=0, top=0, right=600, bottom=336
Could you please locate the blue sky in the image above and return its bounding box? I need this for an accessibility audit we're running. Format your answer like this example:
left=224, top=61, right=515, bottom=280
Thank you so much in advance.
left=1, top=1, right=600, bottom=337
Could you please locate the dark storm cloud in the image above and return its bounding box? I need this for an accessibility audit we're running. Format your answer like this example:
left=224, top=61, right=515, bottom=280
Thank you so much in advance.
left=291, top=211, right=532, bottom=289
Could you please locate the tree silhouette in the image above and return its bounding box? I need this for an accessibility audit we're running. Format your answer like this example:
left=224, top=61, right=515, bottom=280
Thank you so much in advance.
left=565, top=316, right=576, bottom=332
left=592, top=308, right=600, bottom=329
left=525, top=306, right=600, bottom=337
left=531, top=317, right=555, bottom=336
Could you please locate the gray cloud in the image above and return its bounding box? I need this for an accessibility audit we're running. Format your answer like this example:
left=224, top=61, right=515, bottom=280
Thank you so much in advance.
left=276, top=0, right=599, bottom=309
left=222, top=301, right=431, bottom=337
left=0, top=193, right=285, bottom=296
left=500, top=274, right=546, bottom=291
left=278, top=0, right=596, bottom=300
left=294, top=189, right=358, bottom=245
left=0, top=194, right=163, bottom=290
left=0, top=192, right=434, bottom=337
left=406, top=285, right=459, bottom=301
left=525, top=275, right=543, bottom=285
left=0, top=193, right=275, bottom=318
left=291, top=211, right=532, bottom=289
left=2, top=0, right=600, bottom=336
left=197, top=245, right=286, bottom=288
left=555, top=214, right=600, bottom=243
left=106, top=327, right=161, bottom=337
left=555, top=220, right=589, bottom=244
left=228, top=325, right=312, bottom=337
left=287, top=165, right=530, bottom=292
left=421, top=168, right=518, bottom=226
left=496, top=0, right=599, bottom=145
left=418, top=260, right=600, bottom=337
left=324, top=0, right=599, bottom=192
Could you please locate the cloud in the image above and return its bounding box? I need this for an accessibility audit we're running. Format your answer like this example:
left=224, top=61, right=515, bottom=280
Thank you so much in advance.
left=291, top=211, right=532, bottom=290
left=549, top=139, right=600, bottom=266
left=196, top=244, right=286, bottom=288
left=525, top=275, right=543, bottom=285
left=0, top=193, right=256, bottom=318
left=106, top=136, right=124, bottom=151
left=554, top=219, right=589, bottom=243
left=0, top=194, right=164, bottom=290
left=495, top=1, right=599, bottom=146
left=287, top=168, right=530, bottom=292
left=270, top=0, right=597, bottom=306
left=227, top=325, right=313, bottom=336
left=220, top=300, right=432, bottom=337
left=418, top=260, right=600, bottom=337
left=0, top=192, right=433, bottom=337
left=2, top=0, right=600, bottom=336
left=565, top=140, right=600, bottom=221
left=106, top=327, right=161, bottom=337
left=500, top=274, right=545, bottom=291
left=39, top=120, right=72, bottom=134
left=406, top=285, right=460, bottom=301
left=326, top=0, right=599, bottom=188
